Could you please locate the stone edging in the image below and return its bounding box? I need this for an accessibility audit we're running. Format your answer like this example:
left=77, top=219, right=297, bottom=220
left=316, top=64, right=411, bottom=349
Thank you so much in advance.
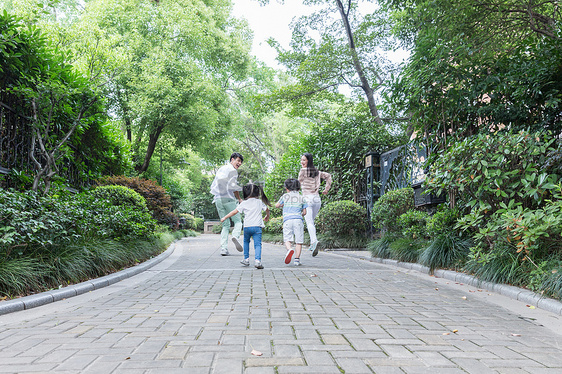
left=337, top=251, right=562, bottom=316
left=0, top=242, right=177, bottom=316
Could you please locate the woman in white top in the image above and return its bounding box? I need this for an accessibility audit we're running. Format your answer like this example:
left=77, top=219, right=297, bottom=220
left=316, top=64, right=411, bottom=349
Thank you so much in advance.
left=298, top=153, right=332, bottom=256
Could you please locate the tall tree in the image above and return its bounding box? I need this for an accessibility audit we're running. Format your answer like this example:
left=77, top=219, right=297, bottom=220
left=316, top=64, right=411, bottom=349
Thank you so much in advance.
left=223, top=61, right=311, bottom=182
left=0, top=11, right=105, bottom=193
left=267, top=0, right=400, bottom=124
left=78, top=0, right=253, bottom=173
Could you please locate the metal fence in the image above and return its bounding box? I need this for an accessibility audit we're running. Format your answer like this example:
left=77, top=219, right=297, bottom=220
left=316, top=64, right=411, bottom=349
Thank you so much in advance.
left=379, top=142, right=427, bottom=195
left=358, top=141, right=442, bottom=235
left=0, top=105, right=33, bottom=174
left=0, top=106, right=89, bottom=190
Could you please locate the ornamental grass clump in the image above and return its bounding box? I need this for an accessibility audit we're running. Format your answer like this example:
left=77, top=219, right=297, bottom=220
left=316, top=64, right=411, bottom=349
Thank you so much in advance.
left=419, top=207, right=471, bottom=272
left=542, top=266, right=562, bottom=300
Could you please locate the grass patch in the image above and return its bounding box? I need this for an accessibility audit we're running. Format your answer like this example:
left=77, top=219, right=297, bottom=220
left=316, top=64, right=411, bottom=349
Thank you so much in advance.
left=367, top=234, right=397, bottom=259
left=419, top=233, right=472, bottom=273
left=542, top=266, right=562, bottom=300
left=463, top=242, right=532, bottom=287
left=388, top=237, right=428, bottom=263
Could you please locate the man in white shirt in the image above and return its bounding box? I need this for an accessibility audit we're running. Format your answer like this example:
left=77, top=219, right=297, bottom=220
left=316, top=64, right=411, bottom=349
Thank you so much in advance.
left=210, top=152, right=244, bottom=255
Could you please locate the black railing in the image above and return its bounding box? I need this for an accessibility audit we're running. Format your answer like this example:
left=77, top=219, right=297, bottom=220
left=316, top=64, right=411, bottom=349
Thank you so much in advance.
left=0, top=105, right=92, bottom=190
left=360, top=141, right=444, bottom=224
left=379, top=142, right=427, bottom=195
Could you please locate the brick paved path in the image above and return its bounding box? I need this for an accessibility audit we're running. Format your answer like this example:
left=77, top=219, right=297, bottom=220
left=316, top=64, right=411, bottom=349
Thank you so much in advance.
left=1, top=234, right=562, bottom=373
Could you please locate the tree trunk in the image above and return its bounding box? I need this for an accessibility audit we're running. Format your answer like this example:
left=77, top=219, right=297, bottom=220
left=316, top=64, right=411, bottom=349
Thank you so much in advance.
left=335, top=0, right=382, bottom=124
left=125, top=117, right=132, bottom=142
left=136, top=124, right=164, bottom=173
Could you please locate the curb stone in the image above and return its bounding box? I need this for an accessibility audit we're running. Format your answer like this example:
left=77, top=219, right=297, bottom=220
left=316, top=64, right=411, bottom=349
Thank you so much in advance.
left=333, top=249, right=562, bottom=316
left=0, top=241, right=177, bottom=316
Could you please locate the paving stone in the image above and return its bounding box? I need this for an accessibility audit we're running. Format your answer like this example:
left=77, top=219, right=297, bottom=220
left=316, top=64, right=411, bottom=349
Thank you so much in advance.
left=158, top=345, right=189, bottom=360
left=54, top=354, right=97, bottom=371
left=320, top=334, right=349, bottom=345
left=334, top=357, right=373, bottom=373
left=276, top=366, right=342, bottom=374
left=1, top=236, right=561, bottom=374
left=183, top=352, right=215, bottom=367
left=245, top=357, right=305, bottom=367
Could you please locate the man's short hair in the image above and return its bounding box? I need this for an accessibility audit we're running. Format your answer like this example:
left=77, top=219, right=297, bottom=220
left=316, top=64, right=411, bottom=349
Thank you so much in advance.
left=230, top=152, right=244, bottom=162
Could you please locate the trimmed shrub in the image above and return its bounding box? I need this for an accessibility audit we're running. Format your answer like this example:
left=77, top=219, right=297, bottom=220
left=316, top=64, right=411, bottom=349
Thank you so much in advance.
left=96, top=176, right=177, bottom=227
left=194, top=217, right=204, bottom=231
left=91, top=185, right=147, bottom=211
left=316, top=200, right=367, bottom=237
left=85, top=185, right=157, bottom=241
left=179, top=214, right=197, bottom=230
left=371, top=188, right=414, bottom=234
left=397, top=209, right=430, bottom=239
left=212, top=222, right=223, bottom=234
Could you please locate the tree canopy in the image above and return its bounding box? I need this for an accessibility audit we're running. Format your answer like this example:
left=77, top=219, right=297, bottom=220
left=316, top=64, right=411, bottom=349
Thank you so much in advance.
left=386, top=0, right=562, bottom=150
left=267, top=0, right=402, bottom=125
left=75, top=0, right=254, bottom=172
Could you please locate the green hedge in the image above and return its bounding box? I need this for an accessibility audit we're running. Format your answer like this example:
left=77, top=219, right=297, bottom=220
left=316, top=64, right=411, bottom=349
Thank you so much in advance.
left=316, top=200, right=367, bottom=237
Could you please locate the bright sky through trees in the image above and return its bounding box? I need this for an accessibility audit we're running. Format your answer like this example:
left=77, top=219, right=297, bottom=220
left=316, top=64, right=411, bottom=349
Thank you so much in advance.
left=232, top=0, right=311, bottom=68
left=232, top=0, right=409, bottom=69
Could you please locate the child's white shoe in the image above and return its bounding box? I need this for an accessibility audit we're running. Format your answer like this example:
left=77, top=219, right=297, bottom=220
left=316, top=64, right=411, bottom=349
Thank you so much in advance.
left=232, top=237, right=243, bottom=252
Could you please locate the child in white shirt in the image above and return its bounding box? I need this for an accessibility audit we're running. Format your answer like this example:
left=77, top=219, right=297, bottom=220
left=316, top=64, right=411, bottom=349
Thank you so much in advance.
left=221, top=184, right=270, bottom=269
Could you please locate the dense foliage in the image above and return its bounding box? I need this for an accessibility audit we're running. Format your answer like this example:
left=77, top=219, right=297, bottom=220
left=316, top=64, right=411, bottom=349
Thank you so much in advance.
left=76, top=0, right=253, bottom=172
left=0, top=11, right=129, bottom=192
left=0, top=186, right=175, bottom=297
left=265, top=103, right=405, bottom=204
left=95, top=175, right=177, bottom=228
left=370, top=130, right=562, bottom=299
left=386, top=0, right=562, bottom=149
left=425, top=130, right=560, bottom=253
